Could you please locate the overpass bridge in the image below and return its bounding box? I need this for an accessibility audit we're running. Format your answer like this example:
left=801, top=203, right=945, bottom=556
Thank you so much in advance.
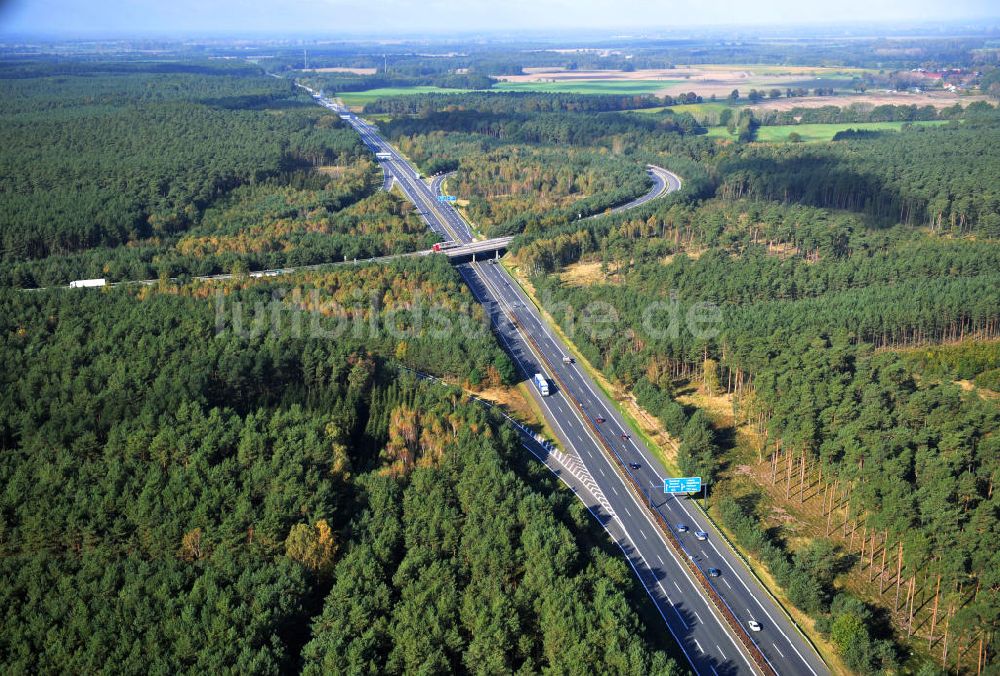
left=441, top=236, right=513, bottom=263
left=39, top=236, right=516, bottom=291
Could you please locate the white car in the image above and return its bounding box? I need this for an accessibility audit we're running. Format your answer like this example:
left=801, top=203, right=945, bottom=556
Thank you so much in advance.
left=695, top=531, right=708, bottom=541
left=748, top=620, right=762, bottom=632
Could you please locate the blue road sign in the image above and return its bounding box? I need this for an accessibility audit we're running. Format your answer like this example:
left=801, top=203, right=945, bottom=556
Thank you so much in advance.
left=664, top=477, right=702, bottom=493
left=437, top=195, right=458, bottom=202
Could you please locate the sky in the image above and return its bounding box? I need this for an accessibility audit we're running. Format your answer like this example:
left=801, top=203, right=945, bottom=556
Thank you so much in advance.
left=0, top=0, right=998, bottom=37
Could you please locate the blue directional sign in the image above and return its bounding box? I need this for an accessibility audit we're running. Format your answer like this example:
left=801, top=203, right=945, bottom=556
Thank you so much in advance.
left=437, top=195, right=458, bottom=202
left=664, top=476, right=702, bottom=493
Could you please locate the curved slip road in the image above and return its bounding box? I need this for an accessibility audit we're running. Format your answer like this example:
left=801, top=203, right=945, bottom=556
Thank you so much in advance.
left=318, top=93, right=828, bottom=676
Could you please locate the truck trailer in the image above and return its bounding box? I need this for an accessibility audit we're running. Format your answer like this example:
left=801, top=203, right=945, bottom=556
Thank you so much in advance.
left=533, top=373, right=550, bottom=396
left=69, top=278, right=106, bottom=288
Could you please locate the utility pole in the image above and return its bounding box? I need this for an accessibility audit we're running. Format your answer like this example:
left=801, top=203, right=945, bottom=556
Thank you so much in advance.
left=303, top=49, right=308, bottom=70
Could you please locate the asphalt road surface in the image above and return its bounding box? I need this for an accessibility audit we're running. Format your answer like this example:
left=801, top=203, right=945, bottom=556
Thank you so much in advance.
left=318, top=92, right=828, bottom=676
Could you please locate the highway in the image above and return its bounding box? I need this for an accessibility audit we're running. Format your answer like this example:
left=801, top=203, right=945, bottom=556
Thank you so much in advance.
left=433, top=163, right=680, bottom=223
left=607, top=164, right=682, bottom=215
left=319, top=92, right=827, bottom=676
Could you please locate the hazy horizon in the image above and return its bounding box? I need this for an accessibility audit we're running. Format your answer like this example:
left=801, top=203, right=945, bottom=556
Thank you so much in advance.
left=1, top=0, right=999, bottom=38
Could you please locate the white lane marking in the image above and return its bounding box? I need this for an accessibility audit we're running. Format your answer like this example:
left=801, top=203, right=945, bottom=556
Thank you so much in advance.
left=673, top=580, right=682, bottom=593
left=490, top=268, right=785, bottom=667
left=694, top=639, right=703, bottom=654
left=639, top=528, right=648, bottom=540
left=696, top=536, right=818, bottom=675
left=710, top=667, right=719, bottom=676
left=559, top=395, right=759, bottom=676
left=716, top=645, right=727, bottom=660
left=773, top=643, right=785, bottom=659
left=657, top=554, right=665, bottom=566
left=661, top=588, right=689, bottom=629
left=724, top=579, right=733, bottom=590
left=694, top=611, right=703, bottom=625
left=454, top=233, right=755, bottom=675
left=612, top=486, right=620, bottom=497
left=559, top=477, right=702, bottom=675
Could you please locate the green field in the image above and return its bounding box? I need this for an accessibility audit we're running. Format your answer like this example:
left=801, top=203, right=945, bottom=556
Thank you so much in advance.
left=336, top=79, right=677, bottom=108
left=688, top=63, right=875, bottom=76
left=631, top=101, right=733, bottom=123
left=706, top=120, right=949, bottom=143
left=336, top=79, right=680, bottom=109
left=336, top=85, right=473, bottom=107
left=492, top=79, right=679, bottom=95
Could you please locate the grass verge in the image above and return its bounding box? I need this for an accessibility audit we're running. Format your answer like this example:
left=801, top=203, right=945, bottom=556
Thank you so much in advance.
left=501, top=259, right=840, bottom=674
left=701, top=500, right=847, bottom=675
left=501, top=260, right=681, bottom=477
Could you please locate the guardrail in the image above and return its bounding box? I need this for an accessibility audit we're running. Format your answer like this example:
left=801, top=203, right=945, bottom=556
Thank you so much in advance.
left=514, top=319, right=776, bottom=676
left=498, top=261, right=826, bottom=674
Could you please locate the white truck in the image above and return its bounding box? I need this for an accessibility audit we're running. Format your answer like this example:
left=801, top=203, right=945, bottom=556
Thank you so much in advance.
left=69, top=278, right=106, bottom=288
left=533, top=373, right=550, bottom=397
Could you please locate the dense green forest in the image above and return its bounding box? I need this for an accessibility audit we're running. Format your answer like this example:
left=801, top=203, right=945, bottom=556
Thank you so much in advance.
left=390, top=132, right=651, bottom=235
left=360, top=90, right=1000, bottom=671
left=380, top=108, right=707, bottom=147
left=0, top=257, right=680, bottom=674
left=716, top=120, right=1000, bottom=236
left=362, top=91, right=694, bottom=115
left=0, top=62, right=446, bottom=287
left=897, top=340, right=1000, bottom=391
left=3, top=42, right=999, bottom=674
left=0, top=67, right=359, bottom=258
left=515, top=198, right=999, bottom=673
left=377, top=109, right=710, bottom=235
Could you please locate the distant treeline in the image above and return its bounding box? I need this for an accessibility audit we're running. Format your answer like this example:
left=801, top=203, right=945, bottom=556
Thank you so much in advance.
left=0, top=59, right=265, bottom=80
left=379, top=109, right=705, bottom=146
left=300, top=72, right=495, bottom=94
left=363, top=91, right=704, bottom=115
left=755, top=101, right=986, bottom=126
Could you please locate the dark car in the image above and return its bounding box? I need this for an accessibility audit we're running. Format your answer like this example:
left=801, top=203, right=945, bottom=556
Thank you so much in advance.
left=628, top=462, right=641, bottom=470
left=707, top=568, right=721, bottom=577
left=620, top=432, right=631, bottom=441
left=594, top=416, right=606, bottom=424
left=677, top=524, right=689, bottom=533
